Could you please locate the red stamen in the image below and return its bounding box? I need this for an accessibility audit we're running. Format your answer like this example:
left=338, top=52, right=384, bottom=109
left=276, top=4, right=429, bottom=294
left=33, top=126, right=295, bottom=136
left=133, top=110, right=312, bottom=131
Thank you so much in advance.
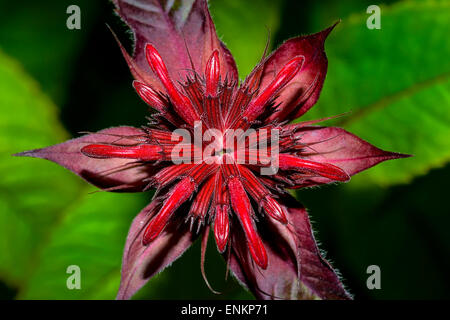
left=145, top=44, right=200, bottom=125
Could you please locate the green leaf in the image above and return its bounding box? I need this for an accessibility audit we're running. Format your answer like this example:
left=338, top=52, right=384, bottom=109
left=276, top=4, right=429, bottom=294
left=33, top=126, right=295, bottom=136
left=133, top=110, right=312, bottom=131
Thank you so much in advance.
left=0, top=49, right=151, bottom=299
left=18, top=191, right=145, bottom=299
left=209, top=0, right=282, bottom=77
left=0, top=50, right=82, bottom=287
left=303, top=0, right=450, bottom=186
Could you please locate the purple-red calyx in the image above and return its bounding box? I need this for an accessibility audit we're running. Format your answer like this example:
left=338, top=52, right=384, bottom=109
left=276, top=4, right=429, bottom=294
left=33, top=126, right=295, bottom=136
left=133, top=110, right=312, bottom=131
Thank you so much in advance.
left=15, top=0, right=409, bottom=300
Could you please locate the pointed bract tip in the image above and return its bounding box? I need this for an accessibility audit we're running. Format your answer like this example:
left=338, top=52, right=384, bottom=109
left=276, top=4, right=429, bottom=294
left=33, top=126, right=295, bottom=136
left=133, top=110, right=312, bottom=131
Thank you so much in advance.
left=316, top=20, right=340, bottom=45
left=393, top=152, right=413, bottom=159
left=13, top=148, right=43, bottom=159
left=381, top=151, right=413, bottom=161
left=325, top=20, right=340, bottom=36
left=12, top=151, right=29, bottom=157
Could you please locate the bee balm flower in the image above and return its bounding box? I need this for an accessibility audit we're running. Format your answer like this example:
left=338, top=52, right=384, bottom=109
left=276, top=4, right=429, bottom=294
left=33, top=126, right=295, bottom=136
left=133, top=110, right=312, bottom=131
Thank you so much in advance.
left=16, top=0, right=408, bottom=300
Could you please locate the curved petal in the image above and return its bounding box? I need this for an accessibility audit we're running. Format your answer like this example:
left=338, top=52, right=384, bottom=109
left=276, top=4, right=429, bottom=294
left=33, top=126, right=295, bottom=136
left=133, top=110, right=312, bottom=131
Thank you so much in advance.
left=251, top=23, right=337, bottom=123
left=113, top=0, right=238, bottom=89
left=14, top=126, right=155, bottom=192
left=227, top=195, right=351, bottom=300
left=290, top=126, right=410, bottom=187
left=116, top=200, right=196, bottom=299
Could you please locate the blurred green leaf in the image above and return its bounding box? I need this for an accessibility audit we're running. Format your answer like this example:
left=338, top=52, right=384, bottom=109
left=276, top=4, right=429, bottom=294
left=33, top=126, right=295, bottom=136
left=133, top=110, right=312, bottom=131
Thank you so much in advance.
left=209, top=0, right=282, bottom=77
left=19, top=191, right=145, bottom=299
left=0, top=50, right=82, bottom=287
left=0, top=49, right=148, bottom=299
left=303, top=0, right=450, bottom=186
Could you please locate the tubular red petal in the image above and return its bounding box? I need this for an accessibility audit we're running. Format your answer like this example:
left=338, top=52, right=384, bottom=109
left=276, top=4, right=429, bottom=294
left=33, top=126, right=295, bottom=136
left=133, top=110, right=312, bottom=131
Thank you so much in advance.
left=225, top=87, right=254, bottom=128
left=226, top=173, right=268, bottom=269
left=204, top=96, right=222, bottom=130
left=133, top=81, right=167, bottom=112
left=183, top=78, right=205, bottom=114
left=238, top=166, right=287, bottom=224
left=214, top=205, right=230, bottom=253
left=219, top=80, right=234, bottom=114
left=239, top=166, right=269, bottom=201
left=205, top=50, right=220, bottom=97
left=243, top=56, right=304, bottom=123
left=189, top=163, right=219, bottom=185
left=81, top=144, right=162, bottom=161
left=279, top=154, right=350, bottom=182
left=150, top=164, right=196, bottom=188
left=190, top=174, right=215, bottom=220
left=213, top=172, right=230, bottom=252
left=145, top=44, right=200, bottom=125
left=142, top=177, right=196, bottom=245
left=263, top=196, right=287, bottom=224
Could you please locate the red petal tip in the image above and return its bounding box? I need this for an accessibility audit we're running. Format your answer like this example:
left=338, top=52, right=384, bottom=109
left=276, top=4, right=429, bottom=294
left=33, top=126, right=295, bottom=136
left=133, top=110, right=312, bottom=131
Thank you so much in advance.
left=244, top=55, right=305, bottom=122
left=213, top=205, right=229, bottom=253
left=133, top=81, right=166, bottom=111
left=248, top=235, right=268, bottom=269
left=145, top=44, right=198, bottom=125
left=205, top=50, right=220, bottom=97
left=264, top=197, right=288, bottom=224
left=227, top=178, right=268, bottom=269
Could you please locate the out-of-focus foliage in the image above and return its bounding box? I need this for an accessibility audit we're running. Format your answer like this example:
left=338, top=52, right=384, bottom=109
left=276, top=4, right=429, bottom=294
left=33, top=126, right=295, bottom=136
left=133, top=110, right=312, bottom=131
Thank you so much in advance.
left=0, top=49, right=144, bottom=299
left=19, top=191, right=147, bottom=299
left=0, top=49, right=80, bottom=287
left=210, top=0, right=281, bottom=77
left=305, top=0, right=450, bottom=186
left=0, top=0, right=449, bottom=300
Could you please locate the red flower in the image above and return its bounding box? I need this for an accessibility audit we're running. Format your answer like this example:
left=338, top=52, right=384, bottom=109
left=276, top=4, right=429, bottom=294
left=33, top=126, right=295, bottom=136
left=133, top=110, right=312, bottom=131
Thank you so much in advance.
left=16, top=0, right=408, bottom=299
